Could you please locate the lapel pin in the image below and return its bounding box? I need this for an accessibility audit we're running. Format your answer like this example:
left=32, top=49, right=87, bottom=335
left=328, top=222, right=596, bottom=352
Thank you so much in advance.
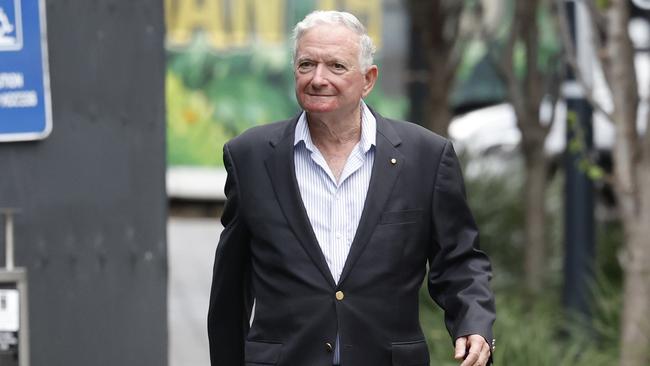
left=390, top=158, right=397, bottom=165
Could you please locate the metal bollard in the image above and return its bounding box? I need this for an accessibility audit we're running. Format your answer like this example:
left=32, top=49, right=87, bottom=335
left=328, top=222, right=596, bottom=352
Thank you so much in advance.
left=0, top=208, right=29, bottom=366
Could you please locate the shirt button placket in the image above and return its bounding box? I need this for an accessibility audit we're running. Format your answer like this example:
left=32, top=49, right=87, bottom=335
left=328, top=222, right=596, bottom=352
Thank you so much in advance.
left=334, top=192, right=343, bottom=254
left=330, top=190, right=338, bottom=282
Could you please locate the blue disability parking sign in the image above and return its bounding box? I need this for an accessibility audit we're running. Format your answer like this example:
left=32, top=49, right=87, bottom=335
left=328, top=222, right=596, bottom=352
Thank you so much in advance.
left=0, top=0, right=52, bottom=142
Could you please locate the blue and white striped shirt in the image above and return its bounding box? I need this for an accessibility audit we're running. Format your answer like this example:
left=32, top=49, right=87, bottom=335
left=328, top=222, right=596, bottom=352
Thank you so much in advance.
left=294, top=102, right=376, bottom=364
left=294, top=102, right=376, bottom=284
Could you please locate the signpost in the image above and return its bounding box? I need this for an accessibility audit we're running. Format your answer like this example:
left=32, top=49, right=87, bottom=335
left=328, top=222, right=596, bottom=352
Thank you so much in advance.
left=0, top=0, right=51, bottom=142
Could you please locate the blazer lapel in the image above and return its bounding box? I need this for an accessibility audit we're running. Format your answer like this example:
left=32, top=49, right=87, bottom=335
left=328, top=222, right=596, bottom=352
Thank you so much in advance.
left=338, top=116, right=403, bottom=286
left=264, top=118, right=337, bottom=288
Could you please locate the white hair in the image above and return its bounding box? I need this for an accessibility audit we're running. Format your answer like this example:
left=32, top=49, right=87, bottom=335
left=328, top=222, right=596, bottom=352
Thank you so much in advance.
left=291, top=10, right=376, bottom=73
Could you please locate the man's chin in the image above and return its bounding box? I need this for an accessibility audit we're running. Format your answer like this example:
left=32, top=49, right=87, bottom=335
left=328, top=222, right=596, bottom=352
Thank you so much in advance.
left=301, top=103, right=339, bottom=114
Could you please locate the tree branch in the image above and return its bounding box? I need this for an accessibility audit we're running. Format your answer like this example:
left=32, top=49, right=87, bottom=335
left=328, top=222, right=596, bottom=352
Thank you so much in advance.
left=498, top=5, right=527, bottom=120
left=523, top=0, right=544, bottom=113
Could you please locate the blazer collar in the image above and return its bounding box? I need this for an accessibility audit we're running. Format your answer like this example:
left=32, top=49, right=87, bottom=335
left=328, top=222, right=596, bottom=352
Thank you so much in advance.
left=265, top=113, right=337, bottom=287
left=264, top=109, right=403, bottom=288
left=338, top=112, right=403, bottom=286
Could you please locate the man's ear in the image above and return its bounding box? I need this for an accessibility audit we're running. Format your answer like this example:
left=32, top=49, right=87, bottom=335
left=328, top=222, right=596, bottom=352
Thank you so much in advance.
left=362, top=65, right=379, bottom=98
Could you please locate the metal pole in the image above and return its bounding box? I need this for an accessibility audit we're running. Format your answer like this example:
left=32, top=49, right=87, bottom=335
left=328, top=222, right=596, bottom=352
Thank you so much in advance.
left=1, top=208, right=18, bottom=271
left=563, top=0, right=596, bottom=322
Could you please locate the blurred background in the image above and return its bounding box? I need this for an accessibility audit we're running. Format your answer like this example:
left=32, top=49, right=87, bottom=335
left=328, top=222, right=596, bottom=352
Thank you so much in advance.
left=1, top=0, right=650, bottom=365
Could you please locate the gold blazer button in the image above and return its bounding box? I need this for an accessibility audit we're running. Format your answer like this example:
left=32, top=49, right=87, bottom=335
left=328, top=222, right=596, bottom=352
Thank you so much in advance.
left=335, top=291, right=345, bottom=301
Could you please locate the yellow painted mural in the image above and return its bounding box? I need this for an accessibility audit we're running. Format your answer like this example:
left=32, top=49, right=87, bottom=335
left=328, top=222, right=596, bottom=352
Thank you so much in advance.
left=165, top=0, right=382, bottom=49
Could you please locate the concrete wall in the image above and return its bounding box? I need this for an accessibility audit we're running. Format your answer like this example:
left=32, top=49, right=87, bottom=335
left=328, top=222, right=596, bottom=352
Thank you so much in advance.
left=0, top=0, right=167, bottom=364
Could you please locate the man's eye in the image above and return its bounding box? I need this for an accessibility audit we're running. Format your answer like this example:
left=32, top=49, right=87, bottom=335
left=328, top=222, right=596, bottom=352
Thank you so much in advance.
left=298, top=62, right=314, bottom=69
left=333, top=63, right=345, bottom=70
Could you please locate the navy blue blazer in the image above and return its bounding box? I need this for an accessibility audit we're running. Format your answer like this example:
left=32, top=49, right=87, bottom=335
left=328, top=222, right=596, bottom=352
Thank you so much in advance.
left=208, top=110, right=495, bottom=366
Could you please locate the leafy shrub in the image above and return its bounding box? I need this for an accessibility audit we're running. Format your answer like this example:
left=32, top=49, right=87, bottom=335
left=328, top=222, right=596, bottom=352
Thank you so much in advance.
left=418, top=157, right=621, bottom=365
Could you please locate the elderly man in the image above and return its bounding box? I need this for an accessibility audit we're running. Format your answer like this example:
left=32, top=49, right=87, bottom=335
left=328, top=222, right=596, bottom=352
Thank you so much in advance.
left=208, top=10, right=495, bottom=366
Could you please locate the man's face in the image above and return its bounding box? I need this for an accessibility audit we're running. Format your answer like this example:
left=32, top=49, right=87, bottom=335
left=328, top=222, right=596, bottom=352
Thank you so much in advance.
left=294, top=25, right=377, bottom=117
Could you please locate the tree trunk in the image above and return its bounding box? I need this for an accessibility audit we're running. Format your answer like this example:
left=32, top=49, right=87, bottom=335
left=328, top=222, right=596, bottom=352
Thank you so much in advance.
left=522, top=146, right=548, bottom=295
left=426, top=77, right=453, bottom=136
left=619, top=164, right=650, bottom=366
left=407, top=0, right=462, bottom=136
left=599, top=1, right=650, bottom=365
left=496, top=0, right=555, bottom=296
left=619, top=223, right=650, bottom=366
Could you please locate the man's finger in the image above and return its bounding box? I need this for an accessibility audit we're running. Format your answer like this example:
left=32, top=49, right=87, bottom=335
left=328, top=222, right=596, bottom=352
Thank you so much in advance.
left=459, top=351, right=480, bottom=366
left=454, top=337, right=467, bottom=360
left=476, top=342, right=490, bottom=366
left=459, top=335, right=485, bottom=366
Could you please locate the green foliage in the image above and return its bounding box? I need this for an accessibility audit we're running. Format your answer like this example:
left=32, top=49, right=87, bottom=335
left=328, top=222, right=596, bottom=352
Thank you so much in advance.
left=417, top=157, right=622, bottom=365
left=596, top=221, right=624, bottom=284
left=364, top=84, right=409, bottom=120
left=470, top=175, right=525, bottom=282
left=567, top=110, right=607, bottom=182
left=421, top=284, right=619, bottom=366
left=166, top=71, right=230, bottom=166
left=491, top=292, right=617, bottom=366
left=168, top=36, right=299, bottom=139
left=581, top=161, right=605, bottom=180
left=420, top=259, right=621, bottom=364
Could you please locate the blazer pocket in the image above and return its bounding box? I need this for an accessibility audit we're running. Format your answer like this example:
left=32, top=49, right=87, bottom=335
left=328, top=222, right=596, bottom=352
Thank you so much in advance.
left=380, top=209, right=424, bottom=225
left=391, top=339, right=430, bottom=366
left=245, top=340, right=283, bottom=365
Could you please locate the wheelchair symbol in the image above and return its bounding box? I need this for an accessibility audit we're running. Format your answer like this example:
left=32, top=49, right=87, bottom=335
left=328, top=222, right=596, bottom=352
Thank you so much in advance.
left=0, top=1, right=22, bottom=51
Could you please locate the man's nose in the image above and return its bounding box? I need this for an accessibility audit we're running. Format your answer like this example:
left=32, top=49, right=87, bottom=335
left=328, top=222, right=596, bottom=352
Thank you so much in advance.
left=310, top=64, right=329, bottom=87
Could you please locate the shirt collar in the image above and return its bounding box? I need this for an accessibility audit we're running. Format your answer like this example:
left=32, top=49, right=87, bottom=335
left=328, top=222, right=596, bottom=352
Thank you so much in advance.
left=294, top=101, right=377, bottom=153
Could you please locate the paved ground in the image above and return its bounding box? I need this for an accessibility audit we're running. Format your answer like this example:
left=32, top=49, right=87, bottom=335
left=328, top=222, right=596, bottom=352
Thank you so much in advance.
left=168, top=217, right=222, bottom=366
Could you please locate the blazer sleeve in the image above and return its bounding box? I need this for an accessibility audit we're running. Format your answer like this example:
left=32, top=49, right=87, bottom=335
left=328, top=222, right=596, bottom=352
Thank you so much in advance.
left=427, top=141, right=496, bottom=346
left=208, top=143, right=253, bottom=366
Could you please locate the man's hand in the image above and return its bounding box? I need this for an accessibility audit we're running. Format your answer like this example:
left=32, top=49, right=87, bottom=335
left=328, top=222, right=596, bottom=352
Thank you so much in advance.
left=454, top=334, right=491, bottom=366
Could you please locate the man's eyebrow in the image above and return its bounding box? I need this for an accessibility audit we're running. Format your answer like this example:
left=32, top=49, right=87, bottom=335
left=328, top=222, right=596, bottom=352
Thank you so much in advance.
left=295, top=56, right=353, bottom=68
left=327, top=58, right=349, bottom=65
left=318, top=56, right=350, bottom=65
